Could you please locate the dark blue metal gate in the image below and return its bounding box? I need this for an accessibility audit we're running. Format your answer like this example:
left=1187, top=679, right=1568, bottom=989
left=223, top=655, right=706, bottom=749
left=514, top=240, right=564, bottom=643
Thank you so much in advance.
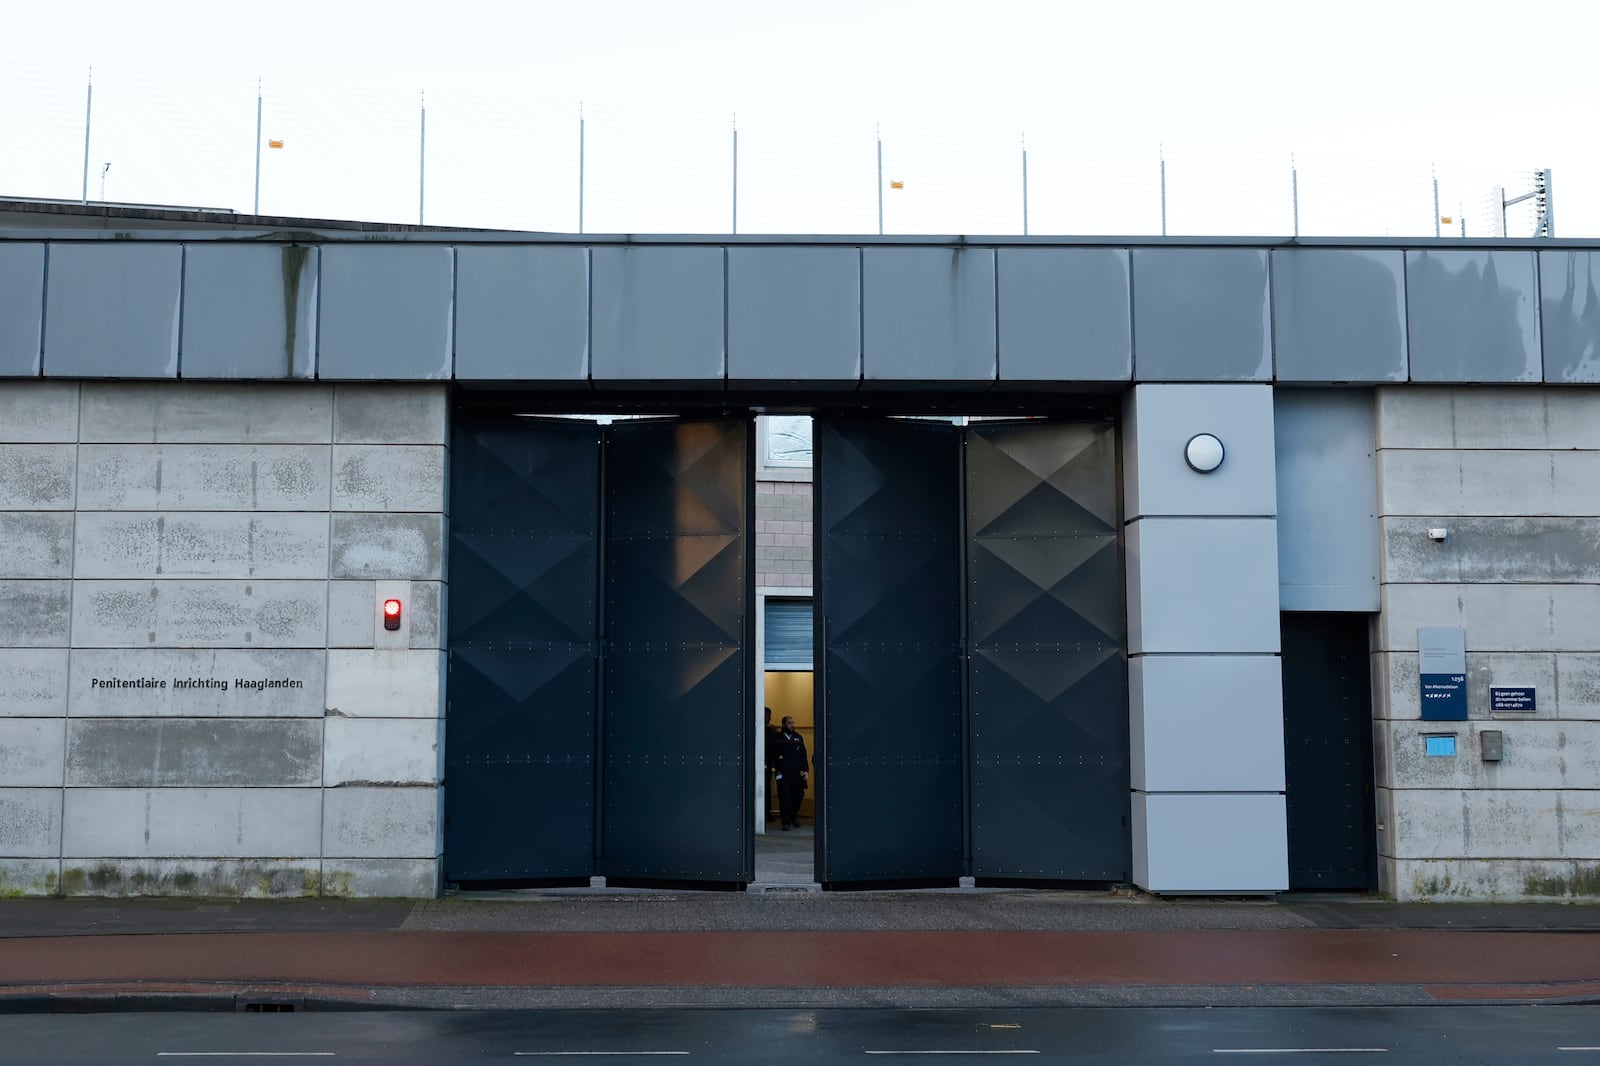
left=602, top=420, right=754, bottom=884
left=815, top=417, right=1127, bottom=886
left=967, top=421, right=1128, bottom=881
left=445, top=418, right=602, bottom=882
left=445, top=416, right=752, bottom=886
left=815, top=418, right=965, bottom=885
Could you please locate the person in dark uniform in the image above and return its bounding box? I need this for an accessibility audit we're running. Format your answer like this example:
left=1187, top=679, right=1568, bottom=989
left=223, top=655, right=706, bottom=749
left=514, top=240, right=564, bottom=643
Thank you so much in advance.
left=773, top=715, right=809, bottom=830
left=764, top=707, right=781, bottom=822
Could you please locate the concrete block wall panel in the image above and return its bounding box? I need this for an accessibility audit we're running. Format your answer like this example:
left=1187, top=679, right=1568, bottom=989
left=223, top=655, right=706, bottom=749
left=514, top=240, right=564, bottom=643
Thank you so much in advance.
left=0, top=446, right=75, bottom=510
left=330, top=514, right=445, bottom=580
left=410, top=582, right=445, bottom=650
left=727, top=247, right=861, bottom=385
left=1389, top=857, right=1600, bottom=902
left=180, top=244, right=317, bottom=379
left=80, top=382, right=335, bottom=445
left=0, top=380, right=72, bottom=866
left=1275, top=390, right=1380, bottom=611
left=324, top=718, right=442, bottom=785
left=70, top=580, right=330, bottom=648
left=64, top=719, right=323, bottom=787
left=1376, top=384, right=1600, bottom=449
left=0, top=790, right=63, bottom=855
left=1540, top=250, right=1600, bottom=383
left=325, top=650, right=446, bottom=718
left=0, top=243, right=44, bottom=376
left=1375, top=384, right=1600, bottom=900
left=1379, top=583, right=1600, bottom=654
left=861, top=247, right=997, bottom=382
left=43, top=244, right=182, bottom=378
left=590, top=246, right=726, bottom=382
left=50, top=858, right=326, bottom=899
left=1382, top=719, right=1600, bottom=791
left=333, top=448, right=448, bottom=512
left=0, top=649, right=69, bottom=716
left=1405, top=250, right=1541, bottom=383
left=333, top=383, right=449, bottom=447
left=0, top=581, right=71, bottom=646
left=1271, top=250, right=1407, bottom=383
left=76, top=445, right=332, bottom=512
left=1378, top=450, right=1600, bottom=518
left=0, top=513, right=73, bottom=578
left=995, top=247, right=1131, bottom=383
left=0, top=719, right=67, bottom=787
left=317, top=246, right=454, bottom=380
left=328, top=582, right=378, bottom=648
left=73, top=513, right=329, bottom=580
left=1383, top=516, right=1600, bottom=584
left=0, top=381, right=79, bottom=441
left=1122, top=383, right=1287, bottom=893
left=453, top=245, right=589, bottom=381
left=63, top=788, right=323, bottom=857
left=1129, top=248, right=1271, bottom=381
left=322, top=786, right=440, bottom=858
left=0, top=859, right=63, bottom=896
left=327, top=858, right=439, bottom=898
left=0, top=379, right=449, bottom=898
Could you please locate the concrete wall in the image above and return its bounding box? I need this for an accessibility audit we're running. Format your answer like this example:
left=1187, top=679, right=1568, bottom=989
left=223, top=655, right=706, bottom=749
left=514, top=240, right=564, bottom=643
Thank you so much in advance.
left=1375, top=386, right=1600, bottom=900
left=0, top=380, right=448, bottom=898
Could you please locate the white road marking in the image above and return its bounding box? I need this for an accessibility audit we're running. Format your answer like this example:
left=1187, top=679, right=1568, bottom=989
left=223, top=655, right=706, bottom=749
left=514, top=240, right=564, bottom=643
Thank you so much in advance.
left=864, top=1053, right=1040, bottom=1057
left=512, top=1054, right=689, bottom=1058
left=157, top=1055, right=336, bottom=1059
left=1558, top=1049, right=1600, bottom=1052
left=1214, top=1051, right=1387, bottom=1056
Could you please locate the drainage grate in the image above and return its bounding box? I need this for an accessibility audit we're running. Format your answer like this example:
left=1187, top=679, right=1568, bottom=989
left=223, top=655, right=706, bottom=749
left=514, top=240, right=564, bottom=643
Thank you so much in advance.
left=237, top=999, right=300, bottom=1013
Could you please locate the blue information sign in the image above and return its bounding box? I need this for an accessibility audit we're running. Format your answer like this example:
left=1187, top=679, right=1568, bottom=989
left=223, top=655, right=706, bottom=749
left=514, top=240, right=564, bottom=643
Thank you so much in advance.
left=1421, top=672, right=1467, bottom=721
left=1490, top=686, right=1537, bottom=712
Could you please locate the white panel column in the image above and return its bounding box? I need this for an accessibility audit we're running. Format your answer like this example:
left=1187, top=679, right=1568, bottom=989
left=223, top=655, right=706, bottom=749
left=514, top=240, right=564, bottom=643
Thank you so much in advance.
left=1123, top=384, right=1287, bottom=893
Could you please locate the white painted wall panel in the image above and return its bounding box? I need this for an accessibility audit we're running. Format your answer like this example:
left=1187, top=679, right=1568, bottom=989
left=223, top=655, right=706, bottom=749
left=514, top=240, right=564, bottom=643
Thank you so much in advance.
left=1130, top=656, right=1285, bottom=792
left=1132, top=792, right=1288, bottom=893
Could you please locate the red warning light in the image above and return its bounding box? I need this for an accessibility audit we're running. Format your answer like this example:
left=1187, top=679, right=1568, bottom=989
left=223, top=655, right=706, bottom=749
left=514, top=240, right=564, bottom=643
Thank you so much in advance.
left=383, top=598, right=402, bottom=631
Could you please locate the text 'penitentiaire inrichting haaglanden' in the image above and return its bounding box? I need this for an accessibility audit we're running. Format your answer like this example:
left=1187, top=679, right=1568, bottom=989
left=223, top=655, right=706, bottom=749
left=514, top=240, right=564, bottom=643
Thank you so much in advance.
left=88, top=677, right=307, bottom=693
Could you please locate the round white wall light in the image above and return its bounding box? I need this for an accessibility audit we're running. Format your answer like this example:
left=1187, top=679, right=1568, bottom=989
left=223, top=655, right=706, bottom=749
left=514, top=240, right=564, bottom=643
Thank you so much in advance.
left=1184, top=433, right=1226, bottom=474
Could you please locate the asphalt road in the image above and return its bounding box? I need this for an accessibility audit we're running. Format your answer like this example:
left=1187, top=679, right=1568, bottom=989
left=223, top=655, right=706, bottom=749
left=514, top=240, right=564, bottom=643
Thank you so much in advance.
left=5, top=1006, right=1600, bottom=1064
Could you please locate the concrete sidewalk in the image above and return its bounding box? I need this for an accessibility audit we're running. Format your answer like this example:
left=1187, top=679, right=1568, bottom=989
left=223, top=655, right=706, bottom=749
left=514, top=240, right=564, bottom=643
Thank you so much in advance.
left=1, top=890, right=1598, bottom=1011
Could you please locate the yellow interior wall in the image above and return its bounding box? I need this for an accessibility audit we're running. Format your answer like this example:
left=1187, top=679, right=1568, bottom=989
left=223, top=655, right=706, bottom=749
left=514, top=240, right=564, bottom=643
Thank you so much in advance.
left=765, top=671, right=816, bottom=821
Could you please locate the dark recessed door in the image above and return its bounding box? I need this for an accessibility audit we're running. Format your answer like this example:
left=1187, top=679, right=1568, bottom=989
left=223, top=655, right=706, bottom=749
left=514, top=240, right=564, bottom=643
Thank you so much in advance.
left=1282, top=612, right=1377, bottom=891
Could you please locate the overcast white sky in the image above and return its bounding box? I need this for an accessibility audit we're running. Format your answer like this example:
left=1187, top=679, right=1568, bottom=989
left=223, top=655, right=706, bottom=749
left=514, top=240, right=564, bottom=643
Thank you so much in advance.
left=4, top=0, right=1596, bottom=236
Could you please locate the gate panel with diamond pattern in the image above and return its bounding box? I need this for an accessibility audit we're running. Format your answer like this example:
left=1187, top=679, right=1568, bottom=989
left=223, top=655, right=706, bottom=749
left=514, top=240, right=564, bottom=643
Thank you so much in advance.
left=816, top=418, right=965, bottom=884
left=602, top=419, right=753, bottom=884
left=446, top=416, right=752, bottom=886
left=967, top=420, right=1128, bottom=880
left=446, top=418, right=602, bottom=882
left=816, top=416, right=1127, bottom=885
